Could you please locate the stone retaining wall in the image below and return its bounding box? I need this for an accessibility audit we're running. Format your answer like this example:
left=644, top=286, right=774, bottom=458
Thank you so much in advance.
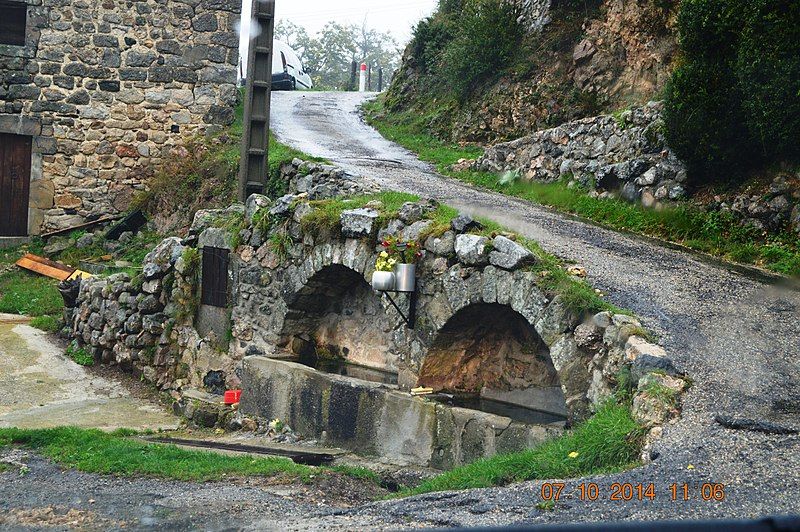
left=68, top=162, right=686, bottom=466
left=1, top=0, right=240, bottom=234
left=477, top=102, right=688, bottom=208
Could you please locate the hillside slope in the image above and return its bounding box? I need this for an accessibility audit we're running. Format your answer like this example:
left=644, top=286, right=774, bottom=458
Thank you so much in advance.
left=387, top=0, right=679, bottom=144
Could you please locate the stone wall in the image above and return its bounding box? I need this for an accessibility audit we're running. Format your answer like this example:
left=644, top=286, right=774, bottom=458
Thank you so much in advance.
left=477, top=101, right=688, bottom=207
left=0, top=0, right=240, bottom=234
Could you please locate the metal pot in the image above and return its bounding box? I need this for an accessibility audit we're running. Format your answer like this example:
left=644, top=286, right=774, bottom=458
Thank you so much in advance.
left=393, top=263, right=416, bottom=292
left=371, top=270, right=395, bottom=292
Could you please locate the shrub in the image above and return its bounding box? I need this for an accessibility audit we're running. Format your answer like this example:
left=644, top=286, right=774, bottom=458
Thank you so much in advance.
left=410, top=15, right=457, bottom=74
left=664, top=0, right=800, bottom=185
left=735, top=0, right=800, bottom=161
left=440, top=0, right=525, bottom=97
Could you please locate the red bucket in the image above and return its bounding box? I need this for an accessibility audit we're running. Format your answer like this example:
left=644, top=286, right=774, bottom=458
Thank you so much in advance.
left=224, top=389, right=242, bottom=405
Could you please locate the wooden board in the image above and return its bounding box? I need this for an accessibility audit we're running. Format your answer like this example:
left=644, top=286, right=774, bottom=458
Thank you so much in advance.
left=15, top=253, right=75, bottom=281
left=40, top=215, right=119, bottom=239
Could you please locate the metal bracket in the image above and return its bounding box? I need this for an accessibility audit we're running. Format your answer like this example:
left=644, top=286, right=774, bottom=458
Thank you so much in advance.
left=382, top=290, right=417, bottom=329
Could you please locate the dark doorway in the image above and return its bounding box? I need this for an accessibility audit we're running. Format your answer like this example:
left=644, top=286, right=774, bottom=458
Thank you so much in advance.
left=0, top=133, right=32, bottom=236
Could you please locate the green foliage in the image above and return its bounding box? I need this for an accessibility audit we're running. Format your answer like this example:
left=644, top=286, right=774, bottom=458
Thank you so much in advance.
left=399, top=401, right=644, bottom=496
left=440, top=0, right=525, bottom=97
left=0, top=244, right=63, bottom=318
left=66, top=342, right=93, bottom=367
left=411, top=15, right=457, bottom=74
left=30, top=315, right=60, bottom=332
left=664, top=0, right=800, bottom=183
left=268, top=231, right=294, bottom=262
left=0, top=427, right=384, bottom=486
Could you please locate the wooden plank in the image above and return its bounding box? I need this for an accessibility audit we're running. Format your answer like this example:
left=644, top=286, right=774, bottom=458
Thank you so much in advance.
left=21, top=253, right=74, bottom=272
left=40, top=215, right=120, bottom=239
left=15, top=256, right=75, bottom=281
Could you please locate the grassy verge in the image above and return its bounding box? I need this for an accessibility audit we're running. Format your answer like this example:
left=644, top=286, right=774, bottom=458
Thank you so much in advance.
left=0, top=241, right=62, bottom=327
left=399, top=400, right=643, bottom=497
left=293, top=192, right=621, bottom=315
left=0, top=427, right=377, bottom=484
left=363, top=98, right=800, bottom=277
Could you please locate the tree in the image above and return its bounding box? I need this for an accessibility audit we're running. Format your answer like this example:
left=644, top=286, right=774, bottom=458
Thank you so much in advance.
left=274, top=20, right=401, bottom=91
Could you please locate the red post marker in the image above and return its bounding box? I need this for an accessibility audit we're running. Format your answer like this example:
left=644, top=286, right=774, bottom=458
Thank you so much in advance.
left=359, top=62, right=368, bottom=92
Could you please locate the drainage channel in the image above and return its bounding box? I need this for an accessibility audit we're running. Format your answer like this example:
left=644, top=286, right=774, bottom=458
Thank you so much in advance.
left=142, top=437, right=337, bottom=466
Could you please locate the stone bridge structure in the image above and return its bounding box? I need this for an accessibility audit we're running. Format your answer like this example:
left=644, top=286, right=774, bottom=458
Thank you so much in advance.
left=69, top=184, right=680, bottom=467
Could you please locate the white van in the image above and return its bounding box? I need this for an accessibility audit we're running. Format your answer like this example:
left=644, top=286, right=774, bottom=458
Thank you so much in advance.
left=272, top=40, right=312, bottom=91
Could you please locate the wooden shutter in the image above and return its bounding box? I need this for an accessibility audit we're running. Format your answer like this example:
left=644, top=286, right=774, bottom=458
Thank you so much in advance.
left=201, top=247, right=229, bottom=307
left=0, top=1, right=27, bottom=46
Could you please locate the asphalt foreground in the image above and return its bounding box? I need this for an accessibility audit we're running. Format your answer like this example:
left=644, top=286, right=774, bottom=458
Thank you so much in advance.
left=2, top=91, right=799, bottom=530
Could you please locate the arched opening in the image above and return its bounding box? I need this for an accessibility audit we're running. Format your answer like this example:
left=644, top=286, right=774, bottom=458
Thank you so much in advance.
left=419, top=303, right=567, bottom=419
left=279, top=264, right=399, bottom=376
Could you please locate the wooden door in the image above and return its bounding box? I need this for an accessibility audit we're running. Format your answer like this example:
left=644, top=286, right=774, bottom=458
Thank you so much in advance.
left=0, top=133, right=32, bottom=236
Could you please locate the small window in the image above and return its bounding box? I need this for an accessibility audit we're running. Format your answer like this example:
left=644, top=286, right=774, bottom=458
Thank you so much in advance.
left=0, top=1, right=27, bottom=46
left=201, top=247, right=229, bottom=308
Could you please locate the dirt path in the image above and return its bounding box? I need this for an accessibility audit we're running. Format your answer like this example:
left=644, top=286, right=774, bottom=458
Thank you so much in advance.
left=0, top=315, right=178, bottom=431
left=267, top=91, right=800, bottom=525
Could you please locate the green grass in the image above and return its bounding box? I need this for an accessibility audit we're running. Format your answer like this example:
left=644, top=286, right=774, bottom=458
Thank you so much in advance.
left=296, top=192, right=623, bottom=315
left=30, top=314, right=60, bottom=332
left=0, top=242, right=62, bottom=318
left=399, top=401, right=644, bottom=497
left=364, top=98, right=800, bottom=277
left=0, top=427, right=318, bottom=482
left=0, top=427, right=383, bottom=486
left=65, top=342, right=93, bottom=366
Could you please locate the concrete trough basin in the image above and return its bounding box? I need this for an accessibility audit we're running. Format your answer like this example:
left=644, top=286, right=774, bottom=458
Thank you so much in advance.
left=241, top=356, right=565, bottom=469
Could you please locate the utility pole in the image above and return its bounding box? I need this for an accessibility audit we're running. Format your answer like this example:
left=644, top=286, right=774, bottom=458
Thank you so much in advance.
left=238, top=0, right=275, bottom=202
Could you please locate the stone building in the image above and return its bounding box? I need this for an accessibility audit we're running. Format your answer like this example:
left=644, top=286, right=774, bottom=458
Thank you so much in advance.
left=0, top=0, right=241, bottom=239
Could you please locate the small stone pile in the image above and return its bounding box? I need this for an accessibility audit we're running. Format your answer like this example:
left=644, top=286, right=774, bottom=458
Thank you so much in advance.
left=477, top=101, right=688, bottom=207
left=708, top=173, right=800, bottom=234
left=282, top=159, right=381, bottom=200
left=70, top=237, right=199, bottom=390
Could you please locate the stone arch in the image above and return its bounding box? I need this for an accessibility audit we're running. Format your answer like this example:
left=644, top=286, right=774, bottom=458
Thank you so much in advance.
left=277, top=263, right=400, bottom=372
left=418, top=302, right=568, bottom=418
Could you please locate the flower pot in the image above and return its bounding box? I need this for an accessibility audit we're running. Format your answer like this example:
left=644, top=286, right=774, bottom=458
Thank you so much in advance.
left=394, top=263, right=416, bottom=292
left=372, top=270, right=395, bottom=291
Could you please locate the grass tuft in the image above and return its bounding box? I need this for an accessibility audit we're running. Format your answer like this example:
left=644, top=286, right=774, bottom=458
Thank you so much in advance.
left=0, top=427, right=383, bottom=487
left=399, top=401, right=644, bottom=497
left=66, top=342, right=93, bottom=366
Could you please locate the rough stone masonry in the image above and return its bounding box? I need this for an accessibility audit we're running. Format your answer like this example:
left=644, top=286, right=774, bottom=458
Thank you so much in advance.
left=0, top=0, right=240, bottom=234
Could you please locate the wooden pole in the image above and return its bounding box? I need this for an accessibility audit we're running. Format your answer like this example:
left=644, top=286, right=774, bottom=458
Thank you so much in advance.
left=238, top=0, right=275, bottom=202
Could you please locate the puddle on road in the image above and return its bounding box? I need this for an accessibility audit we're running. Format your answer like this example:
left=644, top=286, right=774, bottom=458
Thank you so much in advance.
left=0, top=323, right=179, bottom=431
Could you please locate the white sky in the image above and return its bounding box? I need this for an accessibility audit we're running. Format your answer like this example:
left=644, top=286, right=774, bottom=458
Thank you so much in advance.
left=238, top=0, right=438, bottom=64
